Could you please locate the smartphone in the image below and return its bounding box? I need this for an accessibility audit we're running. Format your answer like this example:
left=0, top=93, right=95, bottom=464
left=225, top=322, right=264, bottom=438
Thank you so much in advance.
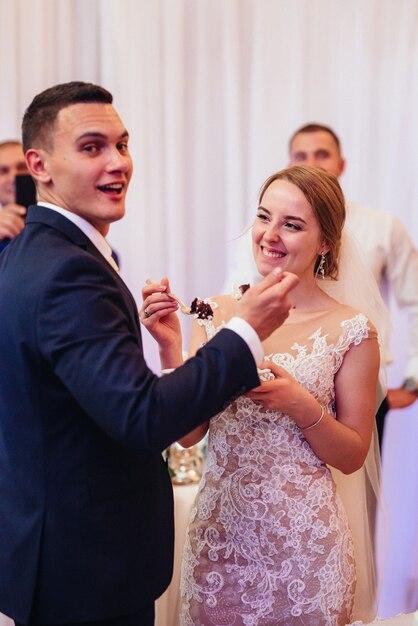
left=15, top=174, right=37, bottom=209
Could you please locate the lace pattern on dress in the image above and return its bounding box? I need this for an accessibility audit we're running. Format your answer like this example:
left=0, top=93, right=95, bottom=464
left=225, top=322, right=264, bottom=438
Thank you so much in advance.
left=180, top=312, right=371, bottom=626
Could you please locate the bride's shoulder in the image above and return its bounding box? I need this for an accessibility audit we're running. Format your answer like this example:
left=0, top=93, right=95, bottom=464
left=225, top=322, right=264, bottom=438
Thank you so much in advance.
left=331, top=303, right=378, bottom=339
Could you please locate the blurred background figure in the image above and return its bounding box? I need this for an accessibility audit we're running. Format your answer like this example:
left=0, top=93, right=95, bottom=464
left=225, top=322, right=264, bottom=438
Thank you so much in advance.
left=0, top=140, right=28, bottom=252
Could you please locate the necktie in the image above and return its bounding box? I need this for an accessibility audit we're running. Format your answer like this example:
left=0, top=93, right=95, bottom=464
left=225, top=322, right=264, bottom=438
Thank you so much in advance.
left=107, top=254, right=119, bottom=272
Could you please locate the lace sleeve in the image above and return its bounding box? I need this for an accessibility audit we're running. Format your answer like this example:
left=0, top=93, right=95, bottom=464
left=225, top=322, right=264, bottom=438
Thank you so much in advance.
left=339, top=313, right=377, bottom=350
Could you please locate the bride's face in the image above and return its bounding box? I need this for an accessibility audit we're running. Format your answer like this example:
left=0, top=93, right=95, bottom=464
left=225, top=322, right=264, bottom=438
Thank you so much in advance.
left=252, top=179, right=327, bottom=280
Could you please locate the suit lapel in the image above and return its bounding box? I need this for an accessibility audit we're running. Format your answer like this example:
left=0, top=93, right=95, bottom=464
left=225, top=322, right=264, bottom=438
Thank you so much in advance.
left=26, top=204, right=92, bottom=248
left=25, top=205, right=141, bottom=326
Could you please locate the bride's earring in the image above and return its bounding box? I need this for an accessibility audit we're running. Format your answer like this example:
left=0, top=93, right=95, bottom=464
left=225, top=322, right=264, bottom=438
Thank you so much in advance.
left=318, top=253, right=326, bottom=279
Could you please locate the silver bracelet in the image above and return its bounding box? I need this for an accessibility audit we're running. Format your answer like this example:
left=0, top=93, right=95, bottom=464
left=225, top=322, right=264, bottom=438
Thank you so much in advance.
left=300, top=405, right=325, bottom=431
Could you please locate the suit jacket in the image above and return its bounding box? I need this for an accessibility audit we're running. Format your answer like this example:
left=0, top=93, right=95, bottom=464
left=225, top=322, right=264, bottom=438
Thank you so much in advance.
left=0, top=206, right=259, bottom=624
left=0, top=238, right=10, bottom=252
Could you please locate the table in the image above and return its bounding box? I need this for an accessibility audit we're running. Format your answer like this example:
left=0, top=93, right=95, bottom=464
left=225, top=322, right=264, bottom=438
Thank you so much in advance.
left=155, top=482, right=199, bottom=626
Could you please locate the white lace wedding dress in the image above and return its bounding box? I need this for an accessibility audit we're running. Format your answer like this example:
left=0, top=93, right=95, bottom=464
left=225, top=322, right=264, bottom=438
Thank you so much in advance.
left=180, top=298, right=378, bottom=626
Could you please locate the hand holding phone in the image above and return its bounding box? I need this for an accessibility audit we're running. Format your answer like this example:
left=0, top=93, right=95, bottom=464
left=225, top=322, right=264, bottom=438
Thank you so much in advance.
left=15, top=174, right=37, bottom=209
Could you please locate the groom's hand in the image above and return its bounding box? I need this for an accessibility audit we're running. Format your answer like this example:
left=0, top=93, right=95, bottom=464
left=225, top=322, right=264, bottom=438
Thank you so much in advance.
left=0, top=204, right=26, bottom=240
left=235, top=268, right=299, bottom=341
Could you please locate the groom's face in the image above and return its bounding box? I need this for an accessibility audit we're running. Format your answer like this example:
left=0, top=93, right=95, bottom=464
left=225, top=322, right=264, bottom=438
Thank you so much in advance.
left=29, top=102, right=133, bottom=236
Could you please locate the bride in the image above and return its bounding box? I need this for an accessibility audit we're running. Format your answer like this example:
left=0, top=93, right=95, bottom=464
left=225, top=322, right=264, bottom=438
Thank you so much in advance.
left=141, top=165, right=385, bottom=626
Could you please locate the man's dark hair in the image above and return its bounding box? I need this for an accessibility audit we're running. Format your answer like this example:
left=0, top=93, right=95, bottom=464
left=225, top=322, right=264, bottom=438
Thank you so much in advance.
left=22, top=81, right=113, bottom=152
left=289, top=123, right=342, bottom=153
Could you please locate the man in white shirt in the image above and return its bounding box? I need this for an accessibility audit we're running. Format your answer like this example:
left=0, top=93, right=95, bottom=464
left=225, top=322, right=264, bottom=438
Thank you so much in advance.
left=224, top=123, right=418, bottom=447
left=0, top=141, right=27, bottom=251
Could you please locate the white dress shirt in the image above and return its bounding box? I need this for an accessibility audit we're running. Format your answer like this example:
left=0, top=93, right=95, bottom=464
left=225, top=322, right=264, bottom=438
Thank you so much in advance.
left=346, top=202, right=418, bottom=379
left=37, top=202, right=118, bottom=271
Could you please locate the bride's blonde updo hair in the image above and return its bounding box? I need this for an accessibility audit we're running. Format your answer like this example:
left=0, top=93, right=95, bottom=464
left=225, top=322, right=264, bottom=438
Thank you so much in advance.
left=258, top=165, right=346, bottom=279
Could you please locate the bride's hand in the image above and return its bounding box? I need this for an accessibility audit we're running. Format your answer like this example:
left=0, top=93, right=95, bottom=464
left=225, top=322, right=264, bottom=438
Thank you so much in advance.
left=140, top=277, right=182, bottom=354
left=246, top=361, right=294, bottom=411
left=246, top=361, right=318, bottom=420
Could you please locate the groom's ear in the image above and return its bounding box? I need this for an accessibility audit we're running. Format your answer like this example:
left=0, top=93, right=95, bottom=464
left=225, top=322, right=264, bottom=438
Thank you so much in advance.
left=26, top=148, right=52, bottom=184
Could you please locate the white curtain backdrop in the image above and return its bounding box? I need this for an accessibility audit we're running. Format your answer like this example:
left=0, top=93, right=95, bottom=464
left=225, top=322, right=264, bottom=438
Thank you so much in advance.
left=1, top=0, right=418, bottom=619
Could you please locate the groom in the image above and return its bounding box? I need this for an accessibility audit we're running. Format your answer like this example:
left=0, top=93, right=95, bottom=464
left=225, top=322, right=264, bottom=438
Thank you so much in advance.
left=0, top=82, right=298, bottom=626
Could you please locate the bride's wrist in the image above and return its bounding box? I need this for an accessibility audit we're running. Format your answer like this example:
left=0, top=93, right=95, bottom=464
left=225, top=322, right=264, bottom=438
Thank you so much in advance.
left=297, top=401, right=327, bottom=431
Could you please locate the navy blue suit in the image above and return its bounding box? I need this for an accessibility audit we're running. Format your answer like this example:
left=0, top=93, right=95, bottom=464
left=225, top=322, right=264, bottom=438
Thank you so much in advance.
left=0, top=205, right=259, bottom=624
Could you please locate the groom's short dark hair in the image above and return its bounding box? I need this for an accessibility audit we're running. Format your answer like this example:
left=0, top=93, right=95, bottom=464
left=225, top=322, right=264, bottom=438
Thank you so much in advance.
left=22, top=81, right=113, bottom=152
